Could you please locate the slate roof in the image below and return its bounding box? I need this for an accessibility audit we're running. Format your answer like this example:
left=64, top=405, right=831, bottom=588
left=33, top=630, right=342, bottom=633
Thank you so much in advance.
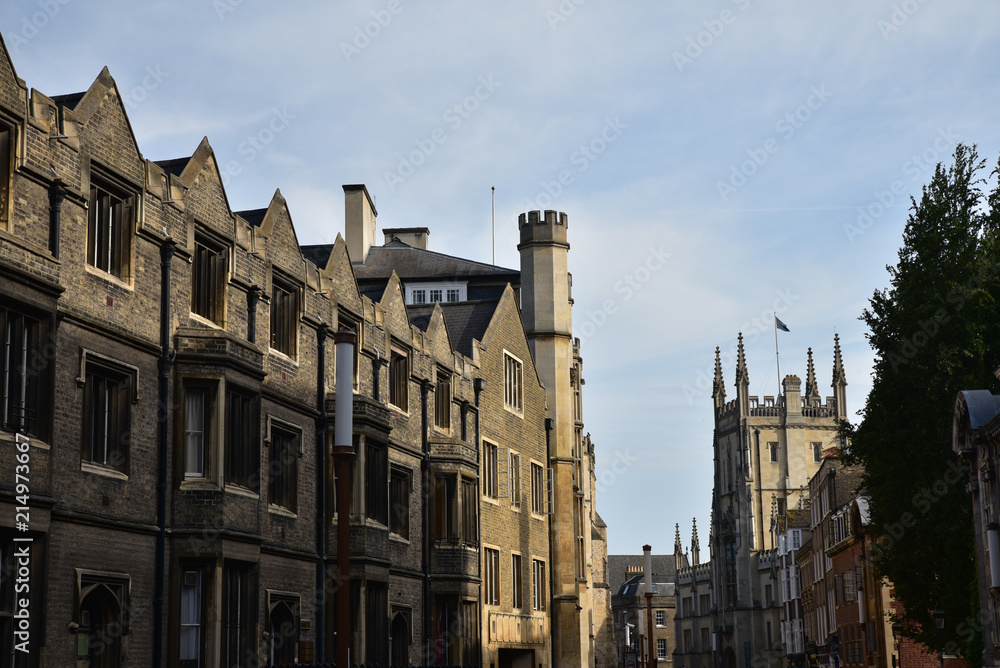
left=51, top=92, right=85, bottom=109
left=155, top=158, right=189, bottom=177
left=355, top=240, right=519, bottom=282
left=406, top=299, right=500, bottom=357
left=301, top=244, right=334, bottom=270
left=608, top=554, right=677, bottom=596
left=237, top=208, right=267, bottom=227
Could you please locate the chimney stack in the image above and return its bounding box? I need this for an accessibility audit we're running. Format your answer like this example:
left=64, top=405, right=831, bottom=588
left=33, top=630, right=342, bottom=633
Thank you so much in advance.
left=344, top=184, right=377, bottom=264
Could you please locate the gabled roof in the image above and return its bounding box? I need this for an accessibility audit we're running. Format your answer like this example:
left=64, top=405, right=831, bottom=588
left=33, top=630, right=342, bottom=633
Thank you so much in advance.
left=152, top=137, right=235, bottom=217
left=355, top=240, right=519, bottom=282
left=406, top=299, right=500, bottom=358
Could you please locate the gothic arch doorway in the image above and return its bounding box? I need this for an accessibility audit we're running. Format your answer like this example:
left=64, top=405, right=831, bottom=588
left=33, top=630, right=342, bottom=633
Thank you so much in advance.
left=722, top=646, right=737, bottom=668
left=268, top=600, right=297, bottom=665
left=390, top=611, right=410, bottom=667
left=80, top=584, right=123, bottom=668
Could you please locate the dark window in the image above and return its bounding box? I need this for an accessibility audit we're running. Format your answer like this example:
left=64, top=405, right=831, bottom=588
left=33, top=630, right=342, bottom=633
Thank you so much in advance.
left=435, top=368, right=450, bottom=429
left=0, top=305, right=50, bottom=439
left=483, top=443, right=498, bottom=499
left=192, top=235, right=228, bottom=324
left=769, top=442, right=778, bottom=462
left=366, top=441, right=388, bottom=525
left=461, top=479, right=477, bottom=545
left=511, top=553, right=523, bottom=609
left=87, top=172, right=134, bottom=279
left=389, top=348, right=408, bottom=409
left=390, top=467, right=410, bottom=539
left=531, top=463, right=551, bottom=514
left=0, top=124, right=11, bottom=223
left=365, top=582, right=388, bottom=666
left=83, top=359, right=132, bottom=473
left=432, top=474, right=457, bottom=540
left=221, top=563, right=254, bottom=668
left=269, top=424, right=299, bottom=511
left=225, top=389, right=259, bottom=491
left=270, top=279, right=299, bottom=357
left=484, top=548, right=500, bottom=606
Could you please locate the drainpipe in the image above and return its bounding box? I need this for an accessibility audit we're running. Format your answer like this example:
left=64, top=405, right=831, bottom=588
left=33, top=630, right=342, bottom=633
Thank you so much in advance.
left=153, top=237, right=175, bottom=668
left=421, top=379, right=431, bottom=665
left=246, top=289, right=260, bottom=345
left=545, top=416, right=555, bottom=656
left=315, top=324, right=327, bottom=660
left=474, top=378, right=485, bottom=663
left=48, top=181, right=65, bottom=258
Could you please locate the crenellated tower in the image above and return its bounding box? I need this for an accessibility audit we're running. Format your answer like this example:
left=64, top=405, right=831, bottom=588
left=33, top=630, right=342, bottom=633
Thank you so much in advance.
left=518, top=210, right=591, bottom=668
left=706, top=333, right=849, bottom=667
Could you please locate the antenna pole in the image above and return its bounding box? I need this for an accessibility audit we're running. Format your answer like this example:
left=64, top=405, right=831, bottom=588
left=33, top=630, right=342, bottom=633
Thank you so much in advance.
left=491, top=186, right=496, bottom=265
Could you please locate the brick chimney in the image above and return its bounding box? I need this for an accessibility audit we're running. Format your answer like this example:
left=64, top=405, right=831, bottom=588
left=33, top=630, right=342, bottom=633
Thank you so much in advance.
left=344, top=184, right=377, bottom=264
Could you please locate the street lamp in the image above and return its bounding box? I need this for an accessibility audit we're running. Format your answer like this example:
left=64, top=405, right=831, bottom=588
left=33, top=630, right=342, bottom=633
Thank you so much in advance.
left=932, top=609, right=945, bottom=668
left=891, top=622, right=902, bottom=668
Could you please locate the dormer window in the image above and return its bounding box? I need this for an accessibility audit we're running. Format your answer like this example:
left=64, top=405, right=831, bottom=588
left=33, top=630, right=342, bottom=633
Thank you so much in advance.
left=405, top=282, right=467, bottom=305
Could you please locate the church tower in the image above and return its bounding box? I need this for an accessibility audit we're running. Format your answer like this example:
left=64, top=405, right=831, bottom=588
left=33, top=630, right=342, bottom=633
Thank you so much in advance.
left=709, top=334, right=847, bottom=666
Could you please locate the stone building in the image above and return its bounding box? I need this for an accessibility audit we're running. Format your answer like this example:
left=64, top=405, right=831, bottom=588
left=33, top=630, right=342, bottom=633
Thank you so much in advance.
left=952, top=387, right=1000, bottom=668
left=0, top=32, right=606, bottom=668
left=776, top=509, right=809, bottom=668
left=675, top=336, right=848, bottom=668
left=611, top=558, right=677, bottom=667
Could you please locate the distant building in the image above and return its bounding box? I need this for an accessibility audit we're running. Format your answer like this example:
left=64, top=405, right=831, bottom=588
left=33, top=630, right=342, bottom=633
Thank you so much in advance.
left=676, top=336, right=848, bottom=668
left=611, top=558, right=677, bottom=667
left=953, top=388, right=1000, bottom=668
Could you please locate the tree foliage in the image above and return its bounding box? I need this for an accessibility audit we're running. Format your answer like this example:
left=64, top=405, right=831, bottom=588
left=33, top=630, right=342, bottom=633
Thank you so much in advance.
left=844, top=144, right=1000, bottom=664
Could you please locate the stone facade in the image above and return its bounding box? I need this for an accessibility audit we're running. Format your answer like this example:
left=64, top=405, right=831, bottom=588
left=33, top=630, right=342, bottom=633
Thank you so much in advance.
left=0, top=33, right=606, bottom=668
left=674, top=336, right=848, bottom=668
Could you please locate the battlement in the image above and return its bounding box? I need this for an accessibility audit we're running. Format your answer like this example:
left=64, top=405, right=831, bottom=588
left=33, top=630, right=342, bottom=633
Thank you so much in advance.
left=518, top=209, right=569, bottom=245
left=716, top=394, right=839, bottom=420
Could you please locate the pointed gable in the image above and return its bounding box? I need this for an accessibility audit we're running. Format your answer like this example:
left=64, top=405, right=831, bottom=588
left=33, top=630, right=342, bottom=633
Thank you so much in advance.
left=314, top=235, right=363, bottom=317
left=480, top=285, right=543, bottom=390
left=421, top=304, right=457, bottom=365
left=0, top=33, right=27, bottom=119
left=166, top=137, right=236, bottom=241
left=379, top=272, right=412, bottom=341
left=243, top=189, right=304, bottom=280
left=70, top=67, right=143, bottom=185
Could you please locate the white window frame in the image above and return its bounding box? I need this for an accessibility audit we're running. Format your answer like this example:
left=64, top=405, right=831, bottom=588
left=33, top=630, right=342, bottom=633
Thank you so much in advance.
left=503, top=351, right=523, bottom=415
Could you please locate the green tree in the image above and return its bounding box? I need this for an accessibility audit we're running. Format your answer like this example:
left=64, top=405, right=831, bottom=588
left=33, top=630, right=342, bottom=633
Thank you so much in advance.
left=845, top=144, right=1000, bottom=664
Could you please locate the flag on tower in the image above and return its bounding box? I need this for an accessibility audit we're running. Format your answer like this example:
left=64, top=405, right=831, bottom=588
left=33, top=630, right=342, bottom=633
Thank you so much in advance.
left=775, top=316, right=790, bottom=332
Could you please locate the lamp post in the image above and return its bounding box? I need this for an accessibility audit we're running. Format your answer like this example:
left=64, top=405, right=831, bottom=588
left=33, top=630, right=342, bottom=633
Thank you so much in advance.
left=333, top=330, right=356, bottom=668
left=932, top=609, right=945, bottom=668
left=644, top=544, right=655, bottom=668
left=891, top=622, right=902, bottom=668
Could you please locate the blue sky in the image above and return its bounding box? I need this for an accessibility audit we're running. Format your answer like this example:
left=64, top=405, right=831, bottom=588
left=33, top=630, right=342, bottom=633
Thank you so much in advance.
left=6, top=1, right=1000, bottom=556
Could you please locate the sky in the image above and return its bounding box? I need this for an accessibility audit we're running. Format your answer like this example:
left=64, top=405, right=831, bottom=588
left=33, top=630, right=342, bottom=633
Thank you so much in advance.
left=5, top=1, right=1000, bottom=557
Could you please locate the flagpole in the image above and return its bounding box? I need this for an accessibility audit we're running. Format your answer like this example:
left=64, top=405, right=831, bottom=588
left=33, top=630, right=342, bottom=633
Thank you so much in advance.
left=774, top=312, right=781, bottom=399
